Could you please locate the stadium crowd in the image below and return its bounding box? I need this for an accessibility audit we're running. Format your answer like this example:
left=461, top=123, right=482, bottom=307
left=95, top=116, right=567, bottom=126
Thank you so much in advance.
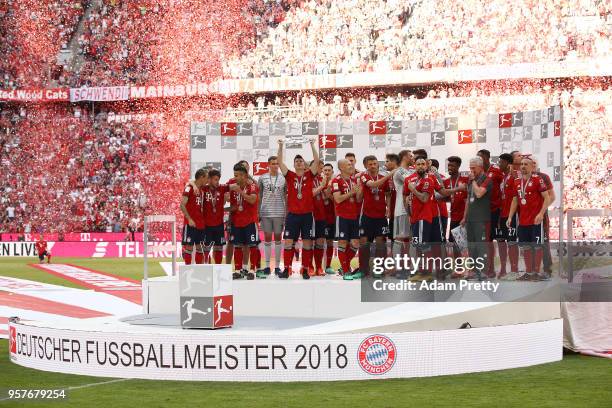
left=69, top=0, right=300, bottom=87
left=2, top=0, right=610, bottom=88
left=0, top=106, right=188, bottom=235
left=224, top=0, right=611, bottom=78
left=0, top=0, right=609, bottom=240
left=0, top=0, right=84, bottom=89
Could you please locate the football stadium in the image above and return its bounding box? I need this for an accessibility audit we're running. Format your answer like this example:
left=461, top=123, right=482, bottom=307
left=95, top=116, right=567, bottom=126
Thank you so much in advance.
left=0, top=0, right=611, bottom=406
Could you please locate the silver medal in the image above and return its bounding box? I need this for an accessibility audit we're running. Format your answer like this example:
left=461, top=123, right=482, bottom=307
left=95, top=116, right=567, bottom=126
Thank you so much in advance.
left=297, top=193, right=303, bottom=199
left=470, top=197, right=475, bottom=203
left=238, top=205, right=244, bottom=211
left=521, top=198, right=527, bottom=205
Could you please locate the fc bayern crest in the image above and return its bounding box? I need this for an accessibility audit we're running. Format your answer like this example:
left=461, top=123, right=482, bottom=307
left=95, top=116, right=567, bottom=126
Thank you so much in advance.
left=357, top=335, right=396, bottom=375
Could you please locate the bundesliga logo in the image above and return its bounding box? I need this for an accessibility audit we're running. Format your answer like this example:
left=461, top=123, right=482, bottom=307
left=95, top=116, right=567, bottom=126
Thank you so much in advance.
left=357, top=335, right=396, bottom=375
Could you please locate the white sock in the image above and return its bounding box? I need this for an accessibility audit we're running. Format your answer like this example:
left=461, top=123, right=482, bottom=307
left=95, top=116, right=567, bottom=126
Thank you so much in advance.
left=274, top=241, right=282, bottom=268
left=264, top=242, right=272, bottom=268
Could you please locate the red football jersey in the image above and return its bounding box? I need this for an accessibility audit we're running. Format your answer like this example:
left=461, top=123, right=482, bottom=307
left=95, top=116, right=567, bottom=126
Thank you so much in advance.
left=514, top=174, right=547, bottom=225
left=285, top=170, right=315, bottom=214
left=202, top=184, right=229, bottom=227
left=313, top=174, right=327, bottom=221
left=36, top=240, right=47, bottom=254
left=182, top=183, right=206, bottom=229
left=500, top=171, right=517, bottom=218
left=404, top=173, right=437, bottom=224
left=537, top=171, right=554, bottom=191
left=359, top=172, right=388, bottom=218
left=229, top=182, right=259, bottom=227
left=443, top=175, right=469, bottom=222
left=331, top=174, right=360, bottom=220
left=486, top=164, right=504, bottom=212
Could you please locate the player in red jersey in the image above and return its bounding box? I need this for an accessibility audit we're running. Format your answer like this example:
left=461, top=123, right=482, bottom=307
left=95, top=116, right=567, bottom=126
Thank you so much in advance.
left=228, top=164, right=260, bottom=280
left=359, top=155, right=396, bottom=277
left=201, top=169, right=229, bottom=265
left=224, top=160, right=256, bottom=269
left=277, top=137, right=320, bottom=279
left=496, top=153, right=520, bottom=278
left=429, top=159, right=450, bottom=243
left=403, top=157, right=437, bottom=277
left=443, top=156, right=469, bottom=261
left=507, top=157, right=550, bottom=280
left=532, top=156, right=555, bottom=276
left=478, top=149, right=505, bottom=278
left=405, top=156, right=461, bottom=278
left=36, top=235, right=51, bottom=264
left=180, top=168, right=208, bottom=265
left=332, top=159, right=363, bottom=279
left=384, top=153, right=400, bottom=243
left=322, top=163, right=336, bottom=274
left=312, top=161, right=331, bottom=276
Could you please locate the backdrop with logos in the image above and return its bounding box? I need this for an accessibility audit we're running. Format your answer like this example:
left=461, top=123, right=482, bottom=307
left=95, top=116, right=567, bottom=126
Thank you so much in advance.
left=190, top=106, right=562, bottom=207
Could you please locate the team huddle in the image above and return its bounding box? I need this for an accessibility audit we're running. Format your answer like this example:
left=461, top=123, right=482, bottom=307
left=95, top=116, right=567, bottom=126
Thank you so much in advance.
left=180, top=138, right=555, bottom=281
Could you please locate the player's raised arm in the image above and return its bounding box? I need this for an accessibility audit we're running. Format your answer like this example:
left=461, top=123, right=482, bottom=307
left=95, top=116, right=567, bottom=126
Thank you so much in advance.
left=309, top=138, right=319, bottom=175
left=277, top=139, right=288, bottom=175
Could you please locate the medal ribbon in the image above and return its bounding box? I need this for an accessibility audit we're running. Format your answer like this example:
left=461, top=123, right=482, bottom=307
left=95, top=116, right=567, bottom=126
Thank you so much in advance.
left=520, top=175, right=532, bottom=203
left=297, top=174, right=304, bottom=197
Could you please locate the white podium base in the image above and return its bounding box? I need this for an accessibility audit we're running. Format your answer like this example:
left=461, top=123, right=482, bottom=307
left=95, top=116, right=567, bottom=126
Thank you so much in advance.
left=143, top=275, right=400, bottom=319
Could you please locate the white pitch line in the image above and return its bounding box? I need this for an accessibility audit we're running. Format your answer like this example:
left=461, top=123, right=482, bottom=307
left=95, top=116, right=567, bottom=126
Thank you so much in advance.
left=66, top=378, right=131, bottom=391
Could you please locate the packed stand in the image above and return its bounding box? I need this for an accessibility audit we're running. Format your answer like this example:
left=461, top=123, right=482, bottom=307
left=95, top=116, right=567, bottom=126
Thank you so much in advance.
left=71, top=0, right=296, bottom=87
left=0, top=0, right=84, bottom=89
left=0, top=106, right=189, bottom=235
left=224, top=0, right=612, bottom=79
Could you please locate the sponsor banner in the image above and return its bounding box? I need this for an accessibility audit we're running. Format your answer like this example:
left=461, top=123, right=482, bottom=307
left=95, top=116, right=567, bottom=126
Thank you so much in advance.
left=1, top=233, right=57, bottom=242
left=62, top=232, right=147, bottom=242
left=0, top=88, right=69, bottom=102
left=1, top=232, right=147, bottom=242
left=107, top=112, right=164, bottom=123
left=3, top=59, right=610, bottom=104
left=0, top=241, right=179, bottom=258
left=69, top=86, right=130, bottom=102
left=8, top=319, right=562, bottom=381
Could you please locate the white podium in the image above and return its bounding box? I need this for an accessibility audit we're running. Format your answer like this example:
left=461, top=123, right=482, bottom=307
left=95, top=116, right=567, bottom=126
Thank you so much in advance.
left=178, top=264, right=233, bottom=329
